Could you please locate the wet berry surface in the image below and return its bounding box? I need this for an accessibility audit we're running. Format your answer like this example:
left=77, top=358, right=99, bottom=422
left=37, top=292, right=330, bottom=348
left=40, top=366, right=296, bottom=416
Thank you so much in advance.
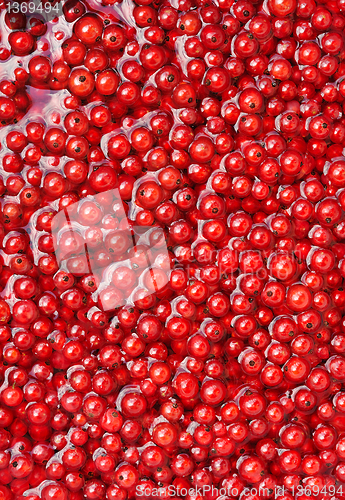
left=1, top=0, right=345, bottom=499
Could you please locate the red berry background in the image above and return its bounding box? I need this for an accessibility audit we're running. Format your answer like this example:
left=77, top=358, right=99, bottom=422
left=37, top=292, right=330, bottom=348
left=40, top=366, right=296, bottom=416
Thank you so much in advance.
left=1, top=0, right=345, bottom=499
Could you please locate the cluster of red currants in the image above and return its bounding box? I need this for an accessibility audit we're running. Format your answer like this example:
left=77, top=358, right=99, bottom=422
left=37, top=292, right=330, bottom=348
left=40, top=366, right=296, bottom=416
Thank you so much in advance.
left=1, top=0, right=345, bottom=499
